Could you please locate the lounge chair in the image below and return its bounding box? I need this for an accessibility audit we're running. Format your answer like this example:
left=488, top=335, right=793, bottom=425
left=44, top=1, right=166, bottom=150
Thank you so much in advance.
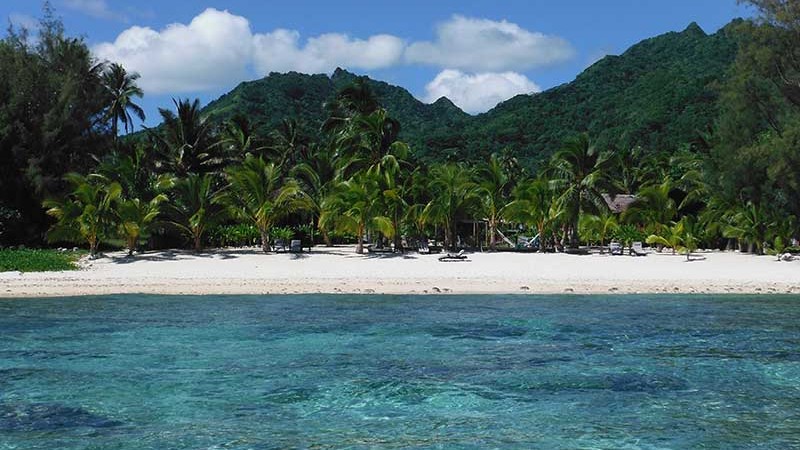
left=367, top=245, right=393, bottom=254
left=418, top=239, right=431, bottom=254
left=438, top=250, right=468, bottom=262
left=274, top=239, right=287, bottom=253
left=630, top=241, right=647, bottom=256
left=609, top=241, right=623, bottom=256
left=289, top=239, right=302, bottom=253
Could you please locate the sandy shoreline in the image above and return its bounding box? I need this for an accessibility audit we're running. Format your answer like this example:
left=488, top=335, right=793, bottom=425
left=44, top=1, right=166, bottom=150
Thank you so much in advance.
left=1, top=246, right=798, bottom=298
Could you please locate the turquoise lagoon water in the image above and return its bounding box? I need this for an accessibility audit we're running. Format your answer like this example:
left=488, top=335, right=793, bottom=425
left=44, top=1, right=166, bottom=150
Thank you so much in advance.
left=1, top=294, right=800, bottom=449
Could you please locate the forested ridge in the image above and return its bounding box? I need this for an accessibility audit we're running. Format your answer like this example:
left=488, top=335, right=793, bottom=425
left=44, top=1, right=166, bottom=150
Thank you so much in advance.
left=1, top=1, right=798, bottom=259
left=196, top=21, right=739, bottom=167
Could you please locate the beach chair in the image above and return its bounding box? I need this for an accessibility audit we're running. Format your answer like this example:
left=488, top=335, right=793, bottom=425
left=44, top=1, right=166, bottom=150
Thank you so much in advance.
left=274, top=239, right=287, bottom=253
left=438, top=249, right=468, bottom=262
left=418, top=238, right=431, bottom=254
left=630, top=241, right=647, bottom=256
left=289, top=239, right=302, bottom=253
left=609, top=241, right=623, bottom=255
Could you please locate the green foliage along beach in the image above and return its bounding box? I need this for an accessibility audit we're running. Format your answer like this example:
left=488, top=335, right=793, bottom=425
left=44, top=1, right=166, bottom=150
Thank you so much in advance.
left=0, top=1, right=798, bottom=263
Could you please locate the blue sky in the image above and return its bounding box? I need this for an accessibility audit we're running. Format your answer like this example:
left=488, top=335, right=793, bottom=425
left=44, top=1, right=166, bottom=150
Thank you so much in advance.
left=3, top=1, right=753, bottom=129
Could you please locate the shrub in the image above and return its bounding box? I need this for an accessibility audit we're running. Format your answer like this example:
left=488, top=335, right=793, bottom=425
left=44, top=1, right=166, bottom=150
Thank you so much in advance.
left=0, top=248, right=84, bottom=272
left=614, top=224, right=646, bottom=247
left=207, top=224, right=261, bottom=248
left=272, top=226, right=295, bottom=245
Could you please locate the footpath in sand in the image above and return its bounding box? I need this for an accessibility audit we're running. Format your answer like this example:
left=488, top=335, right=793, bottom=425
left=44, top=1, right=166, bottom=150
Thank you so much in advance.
left=1, top=246, right=799, bottom=297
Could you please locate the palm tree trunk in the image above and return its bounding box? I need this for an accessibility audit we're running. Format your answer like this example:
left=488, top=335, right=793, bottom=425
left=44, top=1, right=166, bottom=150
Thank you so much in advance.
left=356, top=223, right=365, bottom=254
left=537, top=223, right=546, bottom=253
left=489, top=217, right=497, bottom=251
left=127, top=236, right=136, bottom=257
left=194, top=233, right=202, bottom=252
left=260, top=228, right=270, bottom=253
left=89, top=237, right=99, bottom=257
left=393, top=208, right=402, bottom=252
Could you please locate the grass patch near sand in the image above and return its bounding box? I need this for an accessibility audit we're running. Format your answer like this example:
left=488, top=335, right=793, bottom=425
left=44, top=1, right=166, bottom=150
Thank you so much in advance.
left=0, top=248, right=85, bottom=272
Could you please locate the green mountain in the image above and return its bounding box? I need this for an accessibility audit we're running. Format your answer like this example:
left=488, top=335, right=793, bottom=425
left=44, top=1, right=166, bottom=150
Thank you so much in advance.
left=198, top=20, right=741, bottom=167
left=201, top=68, right=470, bottom=154
left=465, top=21, right=741, bottom=167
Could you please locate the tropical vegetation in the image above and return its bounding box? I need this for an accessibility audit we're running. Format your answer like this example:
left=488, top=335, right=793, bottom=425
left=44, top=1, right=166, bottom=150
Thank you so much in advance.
left=0, top=1, right=798, bottom=262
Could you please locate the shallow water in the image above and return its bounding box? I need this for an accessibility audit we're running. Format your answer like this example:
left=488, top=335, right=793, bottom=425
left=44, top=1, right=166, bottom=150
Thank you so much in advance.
left=1, top=294, right=800, bottom=449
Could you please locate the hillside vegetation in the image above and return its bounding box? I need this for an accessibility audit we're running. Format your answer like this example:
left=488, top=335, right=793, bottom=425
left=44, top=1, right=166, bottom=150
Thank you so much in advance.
left=198, top=22, right=739, bottom=167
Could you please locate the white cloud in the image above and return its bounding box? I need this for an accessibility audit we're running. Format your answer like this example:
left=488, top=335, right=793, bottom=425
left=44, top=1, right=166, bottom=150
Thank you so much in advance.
left=252, top=30, right=404, bottom=74
left=93, top=8, right=405, bottom=94
left=406, top=15, right=574, bottom=71
left=93, top=8, right=255, bottom=93
left=424, top=69, right=540, bottom=114
left=93, top=10, right=570, bottom=99
left=64, top=0, right=126, bottom=22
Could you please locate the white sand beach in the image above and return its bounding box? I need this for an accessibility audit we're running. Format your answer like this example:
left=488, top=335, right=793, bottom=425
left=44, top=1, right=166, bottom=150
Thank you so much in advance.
left=1, top=246, right=798, bottom=297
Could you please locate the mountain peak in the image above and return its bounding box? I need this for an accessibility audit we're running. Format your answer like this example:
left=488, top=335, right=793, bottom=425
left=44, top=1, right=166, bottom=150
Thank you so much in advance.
left=331, top=67, right=355, bottom=80
left=683, top=21, right=706, bottom=36
left=432, top=96, right=457, bottom=108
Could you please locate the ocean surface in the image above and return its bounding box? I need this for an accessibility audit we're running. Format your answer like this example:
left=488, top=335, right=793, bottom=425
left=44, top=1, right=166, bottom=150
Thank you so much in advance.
left=1, top=294, right=799, bottom=449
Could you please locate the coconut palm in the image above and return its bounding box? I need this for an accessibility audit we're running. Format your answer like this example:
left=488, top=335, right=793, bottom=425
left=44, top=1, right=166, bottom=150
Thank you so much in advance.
left=270, top=119, right=309, bottom=168
left=373, top=151, right=410, bottom=251
left=334, top=109, right=406, bottom=179
left=291, top=143, right=339, bottom=246
left=322, top=77, right=380, bottom=134
left=152, top=98, right=227, bottom=176
left=580, top=210, right=619, bottom=251
left=320, top=174, right=393, bottom=254
left=43, top=173, right=121, bottom=256
left=115, top=195, right=167, bottom=256
left=504, top=177, right=558, bottom=251
left=477, top=154, right=513, bottom=250
left=218, top=155, right=306, bottom=252
left=220, top=114, right=267, bottom=159
left=164, top=173, right=225, bottom=252
left=646, top=218, right=700, bottom=260
left=622, top=179, right=676, bottom=235
left=723, top=201, right=774, bottom=254
left=102, top=63, right=145, bottom=139
left=549, top=133, right=615, bottom=248
left=423, top=164, right=482, bottom=251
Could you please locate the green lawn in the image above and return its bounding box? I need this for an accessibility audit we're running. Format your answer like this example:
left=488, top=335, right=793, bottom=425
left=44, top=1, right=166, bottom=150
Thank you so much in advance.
left=0, top=248, right=86, bottom=272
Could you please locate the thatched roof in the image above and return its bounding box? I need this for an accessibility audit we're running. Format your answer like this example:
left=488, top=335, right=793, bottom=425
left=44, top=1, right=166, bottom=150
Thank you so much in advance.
left=603, top=194, right=637, bottom=213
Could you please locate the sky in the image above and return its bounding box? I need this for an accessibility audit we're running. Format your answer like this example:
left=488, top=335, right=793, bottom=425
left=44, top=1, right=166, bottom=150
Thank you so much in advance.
left=2, top=0, right=754, bottom=129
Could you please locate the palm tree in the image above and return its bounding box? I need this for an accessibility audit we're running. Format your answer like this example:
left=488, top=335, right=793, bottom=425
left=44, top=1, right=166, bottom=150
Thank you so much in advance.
left=622, top=179, right=676, bottom=236
left=423, top=164, right=482, bottom=251
left=220, top=114, right=267, bottom=159
left=373, top=151, right=410, bottom=251
left=102, top=63, right=145, bottom=139
left=334, top=109, right=406, bottom=179
left=580, top=211, right=619, bottom=251
left=647, top=217, right=700, bottom=261
left=151, top=98, right=227, bottom=176
left=724, top=201, right=774, bottom=254
left=164, top=173, right=225, bottom=252
left=218, top=155, right=306, bottom=252
left=549, top=134, right=615, bottom=248
left=270, top=119, right=309, bottom=168
left=115, top=196, right=167, bottom=256
left=291, top=143, right=339, bottom=246
left=477, top=154, right=513, bottom=250
left=320, top=174, right=393, bottom=254
left=323, top=77, right=381, bottom=134
left=43, top=173, right=121, bottom=256
left=504, top=177, right=558, bottom=252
